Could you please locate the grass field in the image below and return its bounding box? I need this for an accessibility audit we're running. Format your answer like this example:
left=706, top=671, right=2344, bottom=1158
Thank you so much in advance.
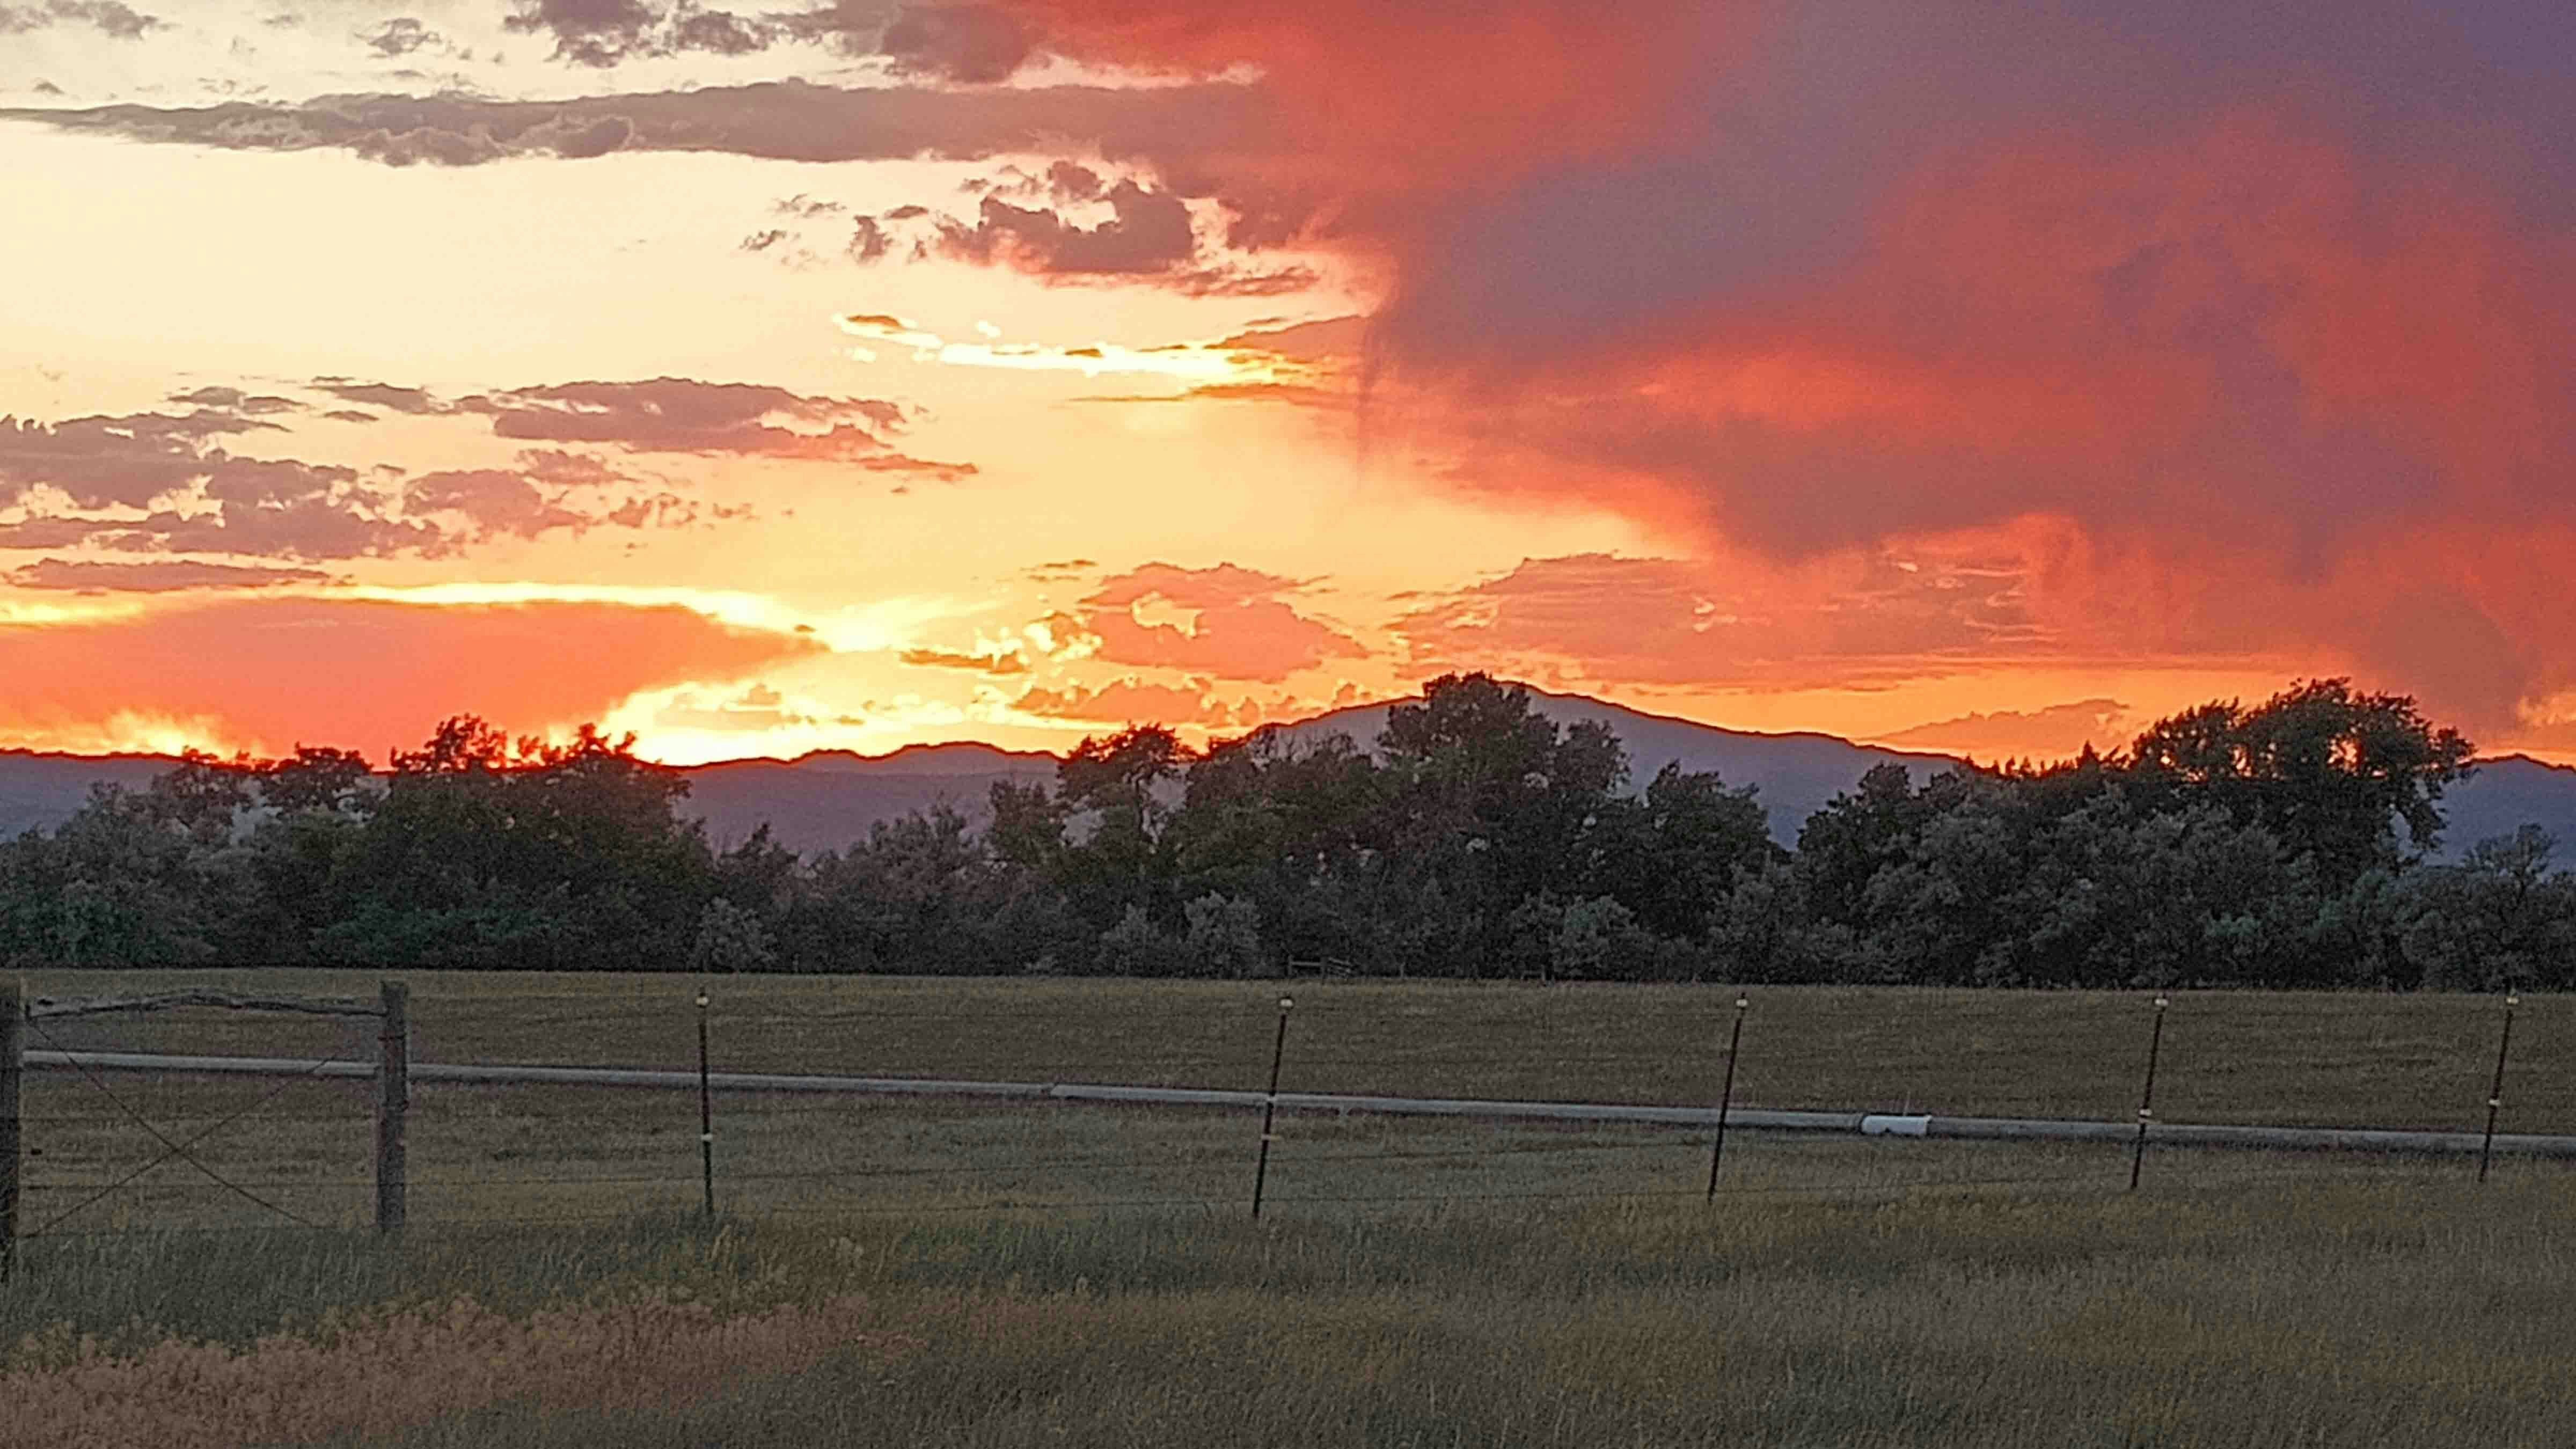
left=8, top=972, right=2572, bottom=1446
left=5, top=1181, right=2574, bottom=1447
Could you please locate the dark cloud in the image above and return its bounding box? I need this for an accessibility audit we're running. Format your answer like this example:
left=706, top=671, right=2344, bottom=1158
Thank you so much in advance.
left=467, top=378, right=908, bottom=459
left=360, top=17, right=439, bottom=56
left=166, top=386, right=299, bottom=414
left=935, top=180, right=1194, bottom=274
left=4, top=558, right=330, bottom=593
left=503, top=0, right=660, bottom=66
left=503, top=0, right=786, bottom=67
left=401, top=468, right=590, bottom=541
left=0, top=0, right=164, bottom=40
left=853, top=175, right=1314, bottom=295
left=877, top=4, right=1033, bottom=83
left=0, top=78, right=1278, bottom=171
left=12, top=498, right=448, bottom=563
left=0, top=410, right=284, bottom=510
left=311, top=378, right=445, bottom=414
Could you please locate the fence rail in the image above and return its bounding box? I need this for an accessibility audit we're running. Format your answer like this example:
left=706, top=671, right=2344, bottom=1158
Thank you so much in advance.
left=23, top=1048, right=2576, bottom=1159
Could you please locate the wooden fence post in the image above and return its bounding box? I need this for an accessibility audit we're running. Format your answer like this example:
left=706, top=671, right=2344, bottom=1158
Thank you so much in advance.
left=377, top=980, right=408, bottom=1235
left=2, top=979, right=21, bottom=1283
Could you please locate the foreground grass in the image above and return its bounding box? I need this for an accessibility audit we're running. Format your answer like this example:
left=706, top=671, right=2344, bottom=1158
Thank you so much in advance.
left=6, top=1178, right=2574, bottom=1448
left=21, top=970, right=2560, bottom=1132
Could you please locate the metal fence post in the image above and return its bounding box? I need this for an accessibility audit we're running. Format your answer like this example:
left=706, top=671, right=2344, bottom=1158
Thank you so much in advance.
left=2129, top=993, right=2168, bottom=1191
left=697, top=987, right=716, bottom=1218
left=1251, top=996, right=1292, bottom=1219
left=376, top=980, right=408, bottom=1235
left=1, top=980, right=21, bottom=1284
left=1706, top=993, right=1748, bottom=1201
left=2480, top=992, right=2521, bottom=1184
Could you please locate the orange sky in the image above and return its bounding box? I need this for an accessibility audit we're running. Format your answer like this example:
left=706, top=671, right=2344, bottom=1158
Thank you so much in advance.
left=3, top=1, right=2572, bottom=768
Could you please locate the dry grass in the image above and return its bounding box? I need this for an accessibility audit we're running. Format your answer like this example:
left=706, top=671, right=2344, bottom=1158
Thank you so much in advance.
left=8, top=972, right=2570, bottom=1445
left=4, top=1179, right=2574, bottom=1448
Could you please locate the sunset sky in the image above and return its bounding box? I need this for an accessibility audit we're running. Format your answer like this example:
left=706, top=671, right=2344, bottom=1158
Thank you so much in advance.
left=4, top=1, right=2572, bottom=767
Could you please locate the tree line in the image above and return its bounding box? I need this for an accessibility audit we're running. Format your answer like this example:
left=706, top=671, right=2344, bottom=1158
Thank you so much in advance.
left=2, top=674, right=2568, bottom=989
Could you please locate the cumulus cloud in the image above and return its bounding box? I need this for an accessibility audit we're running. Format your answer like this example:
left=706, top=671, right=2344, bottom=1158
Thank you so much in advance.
left=1070, top=561, right=1366, bottom=683
left=0, top=597, right=819, bottom=757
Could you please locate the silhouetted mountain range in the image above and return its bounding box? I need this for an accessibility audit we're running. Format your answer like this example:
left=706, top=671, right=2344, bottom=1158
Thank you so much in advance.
left=3, top=691, right=2571, bottom=861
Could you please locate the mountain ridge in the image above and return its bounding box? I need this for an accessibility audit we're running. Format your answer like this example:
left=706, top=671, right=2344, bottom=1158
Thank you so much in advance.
left=2, top=695, right=2569, bottom=860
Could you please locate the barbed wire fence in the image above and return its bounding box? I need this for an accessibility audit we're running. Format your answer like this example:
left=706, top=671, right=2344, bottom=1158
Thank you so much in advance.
left=0, top=979, right=2556, bottom=1260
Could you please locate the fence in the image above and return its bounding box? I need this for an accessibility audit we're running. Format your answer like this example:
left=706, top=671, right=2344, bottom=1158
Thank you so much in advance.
left=0, top=978, right=2559, bottom=1257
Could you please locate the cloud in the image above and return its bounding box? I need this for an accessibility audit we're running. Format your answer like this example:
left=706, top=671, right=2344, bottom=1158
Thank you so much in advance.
left=1872, top=699, right=2133, bottom=763
left=901, top=646, right=1029, bottom=675
left=876, top=3, right=1033, bottom=83
left=311, top=379, right=446, bottom=414
left=0, top=409, right=281, bottom=509
left=0, top=1, right=163, bottom=40
left=1389, top=553, right=2044, bottom=692
left=3, top=558, right=331, bottom=592
left=360, top=17, right=440, bottom=57
left=0, top=399, right=722, bottom=563
left=401, top=468, right=591, bottom=541
left=0, top=410, right=450, bottom=562
left=0, top=597, right=819, bottom=757
left=3, top=78, right=1278, bottom=171
left=850, top=171, right=1315, bottom=295
left=503, top=0, right=773, bottom=67
left=467, top=377, right=909, bottom=459
left=306, top=375, right=972, bottom=477
left=1072, top=561, right=1366, bottom=683
left=654, top=680, right=813, bottom=732
left=897, top=0, right=2576, bottom=737
left=1014, top=676, right=1228, bottom=727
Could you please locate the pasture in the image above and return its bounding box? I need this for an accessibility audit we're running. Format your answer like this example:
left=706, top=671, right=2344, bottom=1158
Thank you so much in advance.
left=6, top=973, right=2571, bottom=1446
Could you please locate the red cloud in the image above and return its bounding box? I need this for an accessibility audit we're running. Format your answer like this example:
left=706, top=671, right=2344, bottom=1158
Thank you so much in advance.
left=0, top=598, right=817, bottom=759
left=1074, top=561, right=1367, bottom=683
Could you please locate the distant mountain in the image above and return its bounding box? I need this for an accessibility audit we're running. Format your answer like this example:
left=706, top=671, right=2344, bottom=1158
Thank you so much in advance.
left=1, top=698, right=2571, bottom=861
left=2439, top=755, right=2576, bottom=860
left=1274, top=688, right=1963, bottom=843
left=678, top=743, right=1056, bottom=852
left=0, top=751, right=181, bottom=839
